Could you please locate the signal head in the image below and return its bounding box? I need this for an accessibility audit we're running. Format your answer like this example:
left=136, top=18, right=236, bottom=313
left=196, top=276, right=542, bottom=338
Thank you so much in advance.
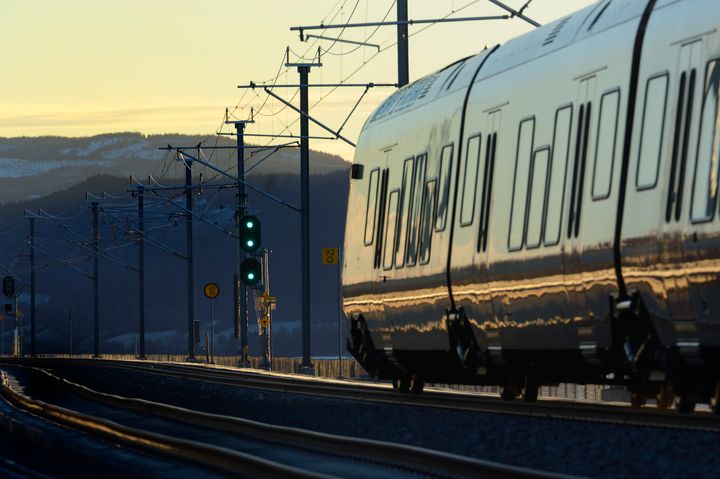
left=239, top=214, right=261, bottom=253
left=240, top=258, right=262, bottom=286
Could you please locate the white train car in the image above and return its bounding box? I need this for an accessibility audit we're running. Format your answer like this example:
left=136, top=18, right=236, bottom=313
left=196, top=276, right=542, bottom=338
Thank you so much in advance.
left=343, top=0, right=720, bottom=411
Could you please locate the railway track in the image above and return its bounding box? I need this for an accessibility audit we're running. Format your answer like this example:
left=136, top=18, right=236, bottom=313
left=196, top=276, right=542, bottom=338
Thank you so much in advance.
left=0, top=364, right=565, bottom=479
left=19, top=357, right=720, bottom=433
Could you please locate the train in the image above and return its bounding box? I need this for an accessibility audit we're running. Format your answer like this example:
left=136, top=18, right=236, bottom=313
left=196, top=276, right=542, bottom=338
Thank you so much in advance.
left=342, top=0, right=720, bottom=412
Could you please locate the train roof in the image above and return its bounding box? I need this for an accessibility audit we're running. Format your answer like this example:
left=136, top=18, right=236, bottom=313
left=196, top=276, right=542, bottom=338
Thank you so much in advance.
left=361, top=0, right=648, bottom=133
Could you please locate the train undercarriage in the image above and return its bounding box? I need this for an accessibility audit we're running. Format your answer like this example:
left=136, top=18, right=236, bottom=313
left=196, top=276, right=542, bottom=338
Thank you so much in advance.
left=346, top=294, right=720, bottom=414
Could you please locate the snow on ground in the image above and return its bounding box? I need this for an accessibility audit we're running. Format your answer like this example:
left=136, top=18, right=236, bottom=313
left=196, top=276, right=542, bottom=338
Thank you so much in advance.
left=60, top=137, right=124, bottom=156
left=0, top=157, right=116, bottom=178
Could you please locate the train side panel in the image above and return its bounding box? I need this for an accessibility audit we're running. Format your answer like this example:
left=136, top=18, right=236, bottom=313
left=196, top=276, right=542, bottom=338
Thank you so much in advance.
left=622, top=0, right=720, bottom=362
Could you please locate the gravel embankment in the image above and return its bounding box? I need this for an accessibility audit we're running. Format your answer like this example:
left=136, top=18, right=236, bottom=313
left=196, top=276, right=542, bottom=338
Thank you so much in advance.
left=47, top=364, right=720, bottom=479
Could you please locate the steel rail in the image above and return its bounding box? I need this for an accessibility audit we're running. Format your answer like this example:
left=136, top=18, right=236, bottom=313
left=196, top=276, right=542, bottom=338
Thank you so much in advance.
left=0, top=370, right=330, bottom=479
left=10, top=358, right=720, bottom=432
left=32, top=367, right=561, bottom=479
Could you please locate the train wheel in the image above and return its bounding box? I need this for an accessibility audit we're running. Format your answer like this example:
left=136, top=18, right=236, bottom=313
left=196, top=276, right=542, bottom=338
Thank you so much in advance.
left=410, top=377, right=424, bottom=395
left=630, top=391, right=646, bottom=409
left=674, top=394, right=696, bottom=413
left=501, top=386, right=520, bottom=401
left=396, top=377, right=411, bottom=394
left=523, top=374, right=539, bottom=403
left=711, top=383, right=720, bottom=416
left=655, top=383, right=674, bottom=410
left=523, top=384, right=539, bottom=403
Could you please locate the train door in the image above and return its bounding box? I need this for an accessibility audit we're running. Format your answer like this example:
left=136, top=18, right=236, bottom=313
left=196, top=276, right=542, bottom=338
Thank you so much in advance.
left=367, top=147, right=393, bottom=349
left=464, top=109, right=500, bottom=352
left=661, top=39, right=702, bottom=325
left=564, top=76, right=595, bottom=324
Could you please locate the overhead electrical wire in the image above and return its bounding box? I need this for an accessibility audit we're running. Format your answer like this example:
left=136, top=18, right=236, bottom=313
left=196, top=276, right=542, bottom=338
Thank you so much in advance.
left=255, top=0, right=500, bottom=149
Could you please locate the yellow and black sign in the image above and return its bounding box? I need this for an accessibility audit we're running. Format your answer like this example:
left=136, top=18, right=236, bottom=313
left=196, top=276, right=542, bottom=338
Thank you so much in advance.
left=321, top=247, right=339, bottom=265
left=204, top=283, right=220, bottom=299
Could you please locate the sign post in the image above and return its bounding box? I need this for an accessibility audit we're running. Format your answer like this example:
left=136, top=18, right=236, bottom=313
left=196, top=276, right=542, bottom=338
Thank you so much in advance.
left=321, top=247, right=343, bottom=377
left=67, top=307, right=74, bottom=356
left=3, top=277, right=18, bottom=357
left=259, top=249, right=275, bottom=370
left=203, top=283, right=220, bottom=364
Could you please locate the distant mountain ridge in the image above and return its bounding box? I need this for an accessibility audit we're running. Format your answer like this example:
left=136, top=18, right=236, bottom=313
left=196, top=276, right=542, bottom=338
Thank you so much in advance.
left=0, top=132, right=349, bottom=203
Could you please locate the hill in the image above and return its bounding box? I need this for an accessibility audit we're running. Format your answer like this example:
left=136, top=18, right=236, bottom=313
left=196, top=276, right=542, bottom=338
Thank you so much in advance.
left=0, top=132, right=349, bottom=203
left=0, top=134, right=351, bottom=357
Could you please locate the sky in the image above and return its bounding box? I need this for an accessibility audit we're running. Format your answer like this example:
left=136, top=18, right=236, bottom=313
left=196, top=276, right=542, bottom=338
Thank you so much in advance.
left=0, top=0, right=597, bottom=162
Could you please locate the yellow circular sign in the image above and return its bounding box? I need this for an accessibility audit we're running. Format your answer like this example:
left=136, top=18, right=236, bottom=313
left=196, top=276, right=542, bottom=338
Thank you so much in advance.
left=204, top=283, right=220, bottom=299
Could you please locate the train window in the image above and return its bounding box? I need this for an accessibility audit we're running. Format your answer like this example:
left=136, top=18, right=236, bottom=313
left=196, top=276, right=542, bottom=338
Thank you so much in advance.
left=373, top=169, right=390, bottom=269
left=568, top=103, right=592, bottom=238
left=526, top=148, right=551, bottom=249
left=435, top=144, right=454, bottom=231
left=637, top=74, right=669, bottom=190
left=545, top=106, right=573, bottom=246
left=382, top=190, right=400, bottom=270
left=509, top=118, right=535, bottom=251
left=406, top=153, right=427, bottom=266
left=460, top=135, right=482, bottom=226
left=419, top=180, right=437, bottom=265
left=395, top=158, right=414, bottom=268
left=363, top=168, right=380, bottom=245
left=691, top=61, right=720, bottom=222
left=477, top=133, right=497, bottom=252
left=592, top=89, right=620, bottom=200
left=674, top=68, right=697, bottom=222
left=666, top=72, right=689, bottom=222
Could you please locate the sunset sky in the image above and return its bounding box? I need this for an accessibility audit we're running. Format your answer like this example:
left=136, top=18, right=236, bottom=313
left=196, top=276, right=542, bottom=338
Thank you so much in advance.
left=1, top=0, right=596, bottom=161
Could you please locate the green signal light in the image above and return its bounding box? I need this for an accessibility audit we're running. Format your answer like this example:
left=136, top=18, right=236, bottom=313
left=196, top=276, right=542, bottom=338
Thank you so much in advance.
left=240, top=257, right=261, bottom=286
left=239, top=215, right=261, bottom=253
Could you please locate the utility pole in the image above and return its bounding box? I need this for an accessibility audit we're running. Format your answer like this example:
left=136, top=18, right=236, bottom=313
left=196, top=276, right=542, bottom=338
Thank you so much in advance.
left=225, top=116, right=254, bottom=368
left=29, top=217, right=36, bottom=357
left=284, top=51, right=322, bottom=374
left=91, top=201, right=100, bottom=358
left=240, top=55, right=392, bottom=373
left=299, top=64, right=313, bottom=373
left=183, top=154, right=196, bottom=361
left=137, top=186, right=146, bottom=360
left=261, top=248, right=272, bottom=370
left=397, top=0, right=409, bottom=87
left=68, top=307, right=73, bottom=355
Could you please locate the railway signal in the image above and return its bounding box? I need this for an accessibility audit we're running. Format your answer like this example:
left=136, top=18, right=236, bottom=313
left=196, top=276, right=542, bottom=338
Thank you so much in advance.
left=240, top=258, right=262, bottom=286
left=3, top=276, right=15, bottom=298
left=239, top=215, right=261, bottom=253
